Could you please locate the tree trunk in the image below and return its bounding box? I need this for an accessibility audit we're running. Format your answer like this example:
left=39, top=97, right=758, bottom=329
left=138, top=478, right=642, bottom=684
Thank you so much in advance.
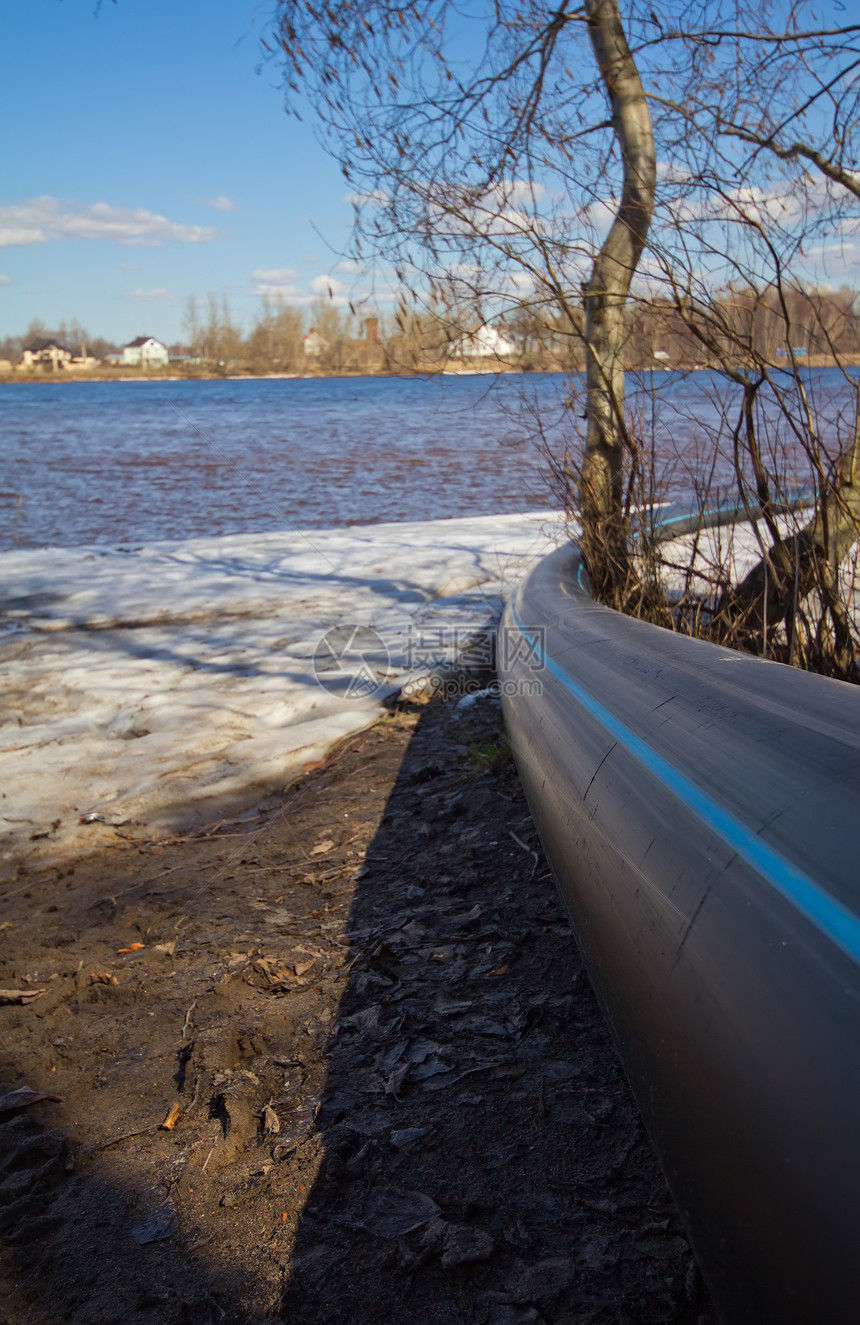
left=580, top=0, right=657, bottom=605
left=717, top=465, right=860, bottom=666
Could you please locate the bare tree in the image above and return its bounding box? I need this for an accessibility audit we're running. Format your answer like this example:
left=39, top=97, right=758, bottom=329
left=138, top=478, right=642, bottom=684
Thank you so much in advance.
left=306, top=299, right=346, bottom=372
left=580, top=0, right=656, bottom=602
left=248, top=296, right=304, bottom=373
left=182, top=296, right=202, bottom=361
left=271, top=1, right=860, bottom=672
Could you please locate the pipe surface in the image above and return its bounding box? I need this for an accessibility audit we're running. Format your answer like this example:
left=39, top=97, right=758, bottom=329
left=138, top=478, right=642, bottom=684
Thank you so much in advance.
left=498, top=544, right=860, bottom=1324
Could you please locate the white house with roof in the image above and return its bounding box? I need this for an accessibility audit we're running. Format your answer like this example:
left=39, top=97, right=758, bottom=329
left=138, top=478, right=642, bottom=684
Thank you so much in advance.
left=302, top=327, right=329, bottom=357
left=21, top=338, right=73, bottom=371
left=451, top=324, right=517, bottom=360
left=122, top=336, right=169, bottom=368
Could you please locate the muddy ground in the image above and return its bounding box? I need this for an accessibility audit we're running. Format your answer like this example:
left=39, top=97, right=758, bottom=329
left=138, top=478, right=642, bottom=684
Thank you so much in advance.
left=0, top=690, right=715, bottom=1325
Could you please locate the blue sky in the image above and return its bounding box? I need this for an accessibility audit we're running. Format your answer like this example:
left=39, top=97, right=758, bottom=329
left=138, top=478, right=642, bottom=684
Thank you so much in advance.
left=1, top=0, right=359, bottom=343
left=4, top=2, right=858, bottom=348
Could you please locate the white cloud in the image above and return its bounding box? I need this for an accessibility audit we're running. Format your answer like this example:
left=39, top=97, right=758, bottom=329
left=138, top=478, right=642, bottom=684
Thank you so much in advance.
left=291, top=292, right=354, bottom=309
left=253, top=267, right=297, bottom=282
left=199, top=195, right=237, bottom=213
left=491, top=179, right=549, bottom=208
left=344, top=190, right=389, bottom=208
left=302, top=254, right=320, bottom=265
left=668, top=176, right=842, bottom=232
left=426, top=178, right=552, bottom=241
left=250, top=267, right=370, bottom=308
left=798, top=239, right=860, bottom=283
left=582, top=197, right=618, bottom=231
left=309, top=274, right=347, bottom=296
left=0, top=273, right=11, bottom=285
left=805, top=240, right=860, bottom=259
left=656, top=161, right=693, bottom=185
left=439, top=262, right=542, bottom=301
left=334, top=259, right=361, bottom=274
left=0, top=196, right=216, bottom=248
left=252, top=267, right=300, bottom=297
left=117, top=288, right=176, bottom=303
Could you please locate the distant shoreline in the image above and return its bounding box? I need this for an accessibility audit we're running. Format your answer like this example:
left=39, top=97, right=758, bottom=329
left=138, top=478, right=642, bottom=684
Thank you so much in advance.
left=3, top=354, right=859, bottom=386
left=0, top=364, right=530, bottom=386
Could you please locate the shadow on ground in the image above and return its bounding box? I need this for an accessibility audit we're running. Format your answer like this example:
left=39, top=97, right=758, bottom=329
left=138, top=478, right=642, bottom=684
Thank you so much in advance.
left=0, top=693, right=714, bottom=1324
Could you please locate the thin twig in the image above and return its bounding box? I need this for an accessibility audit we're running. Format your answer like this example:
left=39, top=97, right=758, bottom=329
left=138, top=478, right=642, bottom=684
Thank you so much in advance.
left=99, top=1123, right=161, bottom=1151
left=509, top=830, right=539, bottom=877
left=182, top=1000, right=197, bottom=1040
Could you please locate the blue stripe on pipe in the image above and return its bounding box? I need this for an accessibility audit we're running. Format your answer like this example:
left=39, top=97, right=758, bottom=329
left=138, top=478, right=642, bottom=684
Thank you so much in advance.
left=510, top=600, right=860, bottom=968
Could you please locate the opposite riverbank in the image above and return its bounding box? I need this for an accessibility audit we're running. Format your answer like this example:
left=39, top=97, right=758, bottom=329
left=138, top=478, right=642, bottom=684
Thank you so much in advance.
left=3, top=352, right=859, bottom=386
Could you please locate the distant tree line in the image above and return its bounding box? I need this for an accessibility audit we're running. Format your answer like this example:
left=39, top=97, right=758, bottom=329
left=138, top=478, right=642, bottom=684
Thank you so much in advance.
left=0, top=319, right=121, bottom=366
left=3, top=282, right=860, bottom=378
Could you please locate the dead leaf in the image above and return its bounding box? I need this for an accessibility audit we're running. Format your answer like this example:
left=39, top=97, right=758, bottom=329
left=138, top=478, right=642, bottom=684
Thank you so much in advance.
left=0, top=1086, right=61, bottom=1117
left=452, top=1015, right=510, bottom=1038
left=384, top=1061, right=411, bottom=1096
left=450, top=904, right=482, bottom=926
left=484, top=1142, right=520, bottom=1170
left=410, top=1055, right=452, bottom=1080
left=390, top=1127, right=430, bottom=1148
left=430, top=1220, right=496, bottom=1267
left=131, top=1200, right=177, bottom=1245
left=359, top=1187, right=440, bottom=1238
left=405, top=1038, right=444, bottom=1064
left=0, top=987, right=45, bottom=1004
left=311, top=839, right=335, bottom=856
left=261, top=1103, right=281, bottom=1136
left=512, top=1257, right=578, bottom=1304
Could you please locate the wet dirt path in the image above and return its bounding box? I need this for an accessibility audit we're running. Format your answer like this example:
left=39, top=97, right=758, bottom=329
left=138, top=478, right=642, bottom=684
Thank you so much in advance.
left=0, top=695, right=714, bottom=1324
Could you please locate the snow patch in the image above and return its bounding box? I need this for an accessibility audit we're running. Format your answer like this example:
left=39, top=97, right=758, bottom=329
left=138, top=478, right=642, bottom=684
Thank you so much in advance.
left=0, top=512, right=563, bottom=868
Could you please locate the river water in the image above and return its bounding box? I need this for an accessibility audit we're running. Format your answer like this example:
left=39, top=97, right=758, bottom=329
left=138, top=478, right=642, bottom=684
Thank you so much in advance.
left=1, top=368, right=857, bottom=552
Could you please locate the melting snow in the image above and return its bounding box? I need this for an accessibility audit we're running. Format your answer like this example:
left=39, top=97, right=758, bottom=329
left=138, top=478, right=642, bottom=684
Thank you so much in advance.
left=0, top=512, right=564, bottom=868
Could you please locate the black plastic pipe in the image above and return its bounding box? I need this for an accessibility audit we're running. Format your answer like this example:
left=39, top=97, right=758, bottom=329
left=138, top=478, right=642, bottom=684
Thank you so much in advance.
left=631, top=487, right=813, bottom=545
left=498, top=544, right=860, bottom=1323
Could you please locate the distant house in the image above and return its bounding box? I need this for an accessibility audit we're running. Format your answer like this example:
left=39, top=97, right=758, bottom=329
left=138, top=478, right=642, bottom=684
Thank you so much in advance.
left=451, top=325, right=517, bottom=359
left=21, top=338, right=73, bottom=371
left=122, top=336, right=169, bottom=368
left=303, top=327, right=328, bottom=357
